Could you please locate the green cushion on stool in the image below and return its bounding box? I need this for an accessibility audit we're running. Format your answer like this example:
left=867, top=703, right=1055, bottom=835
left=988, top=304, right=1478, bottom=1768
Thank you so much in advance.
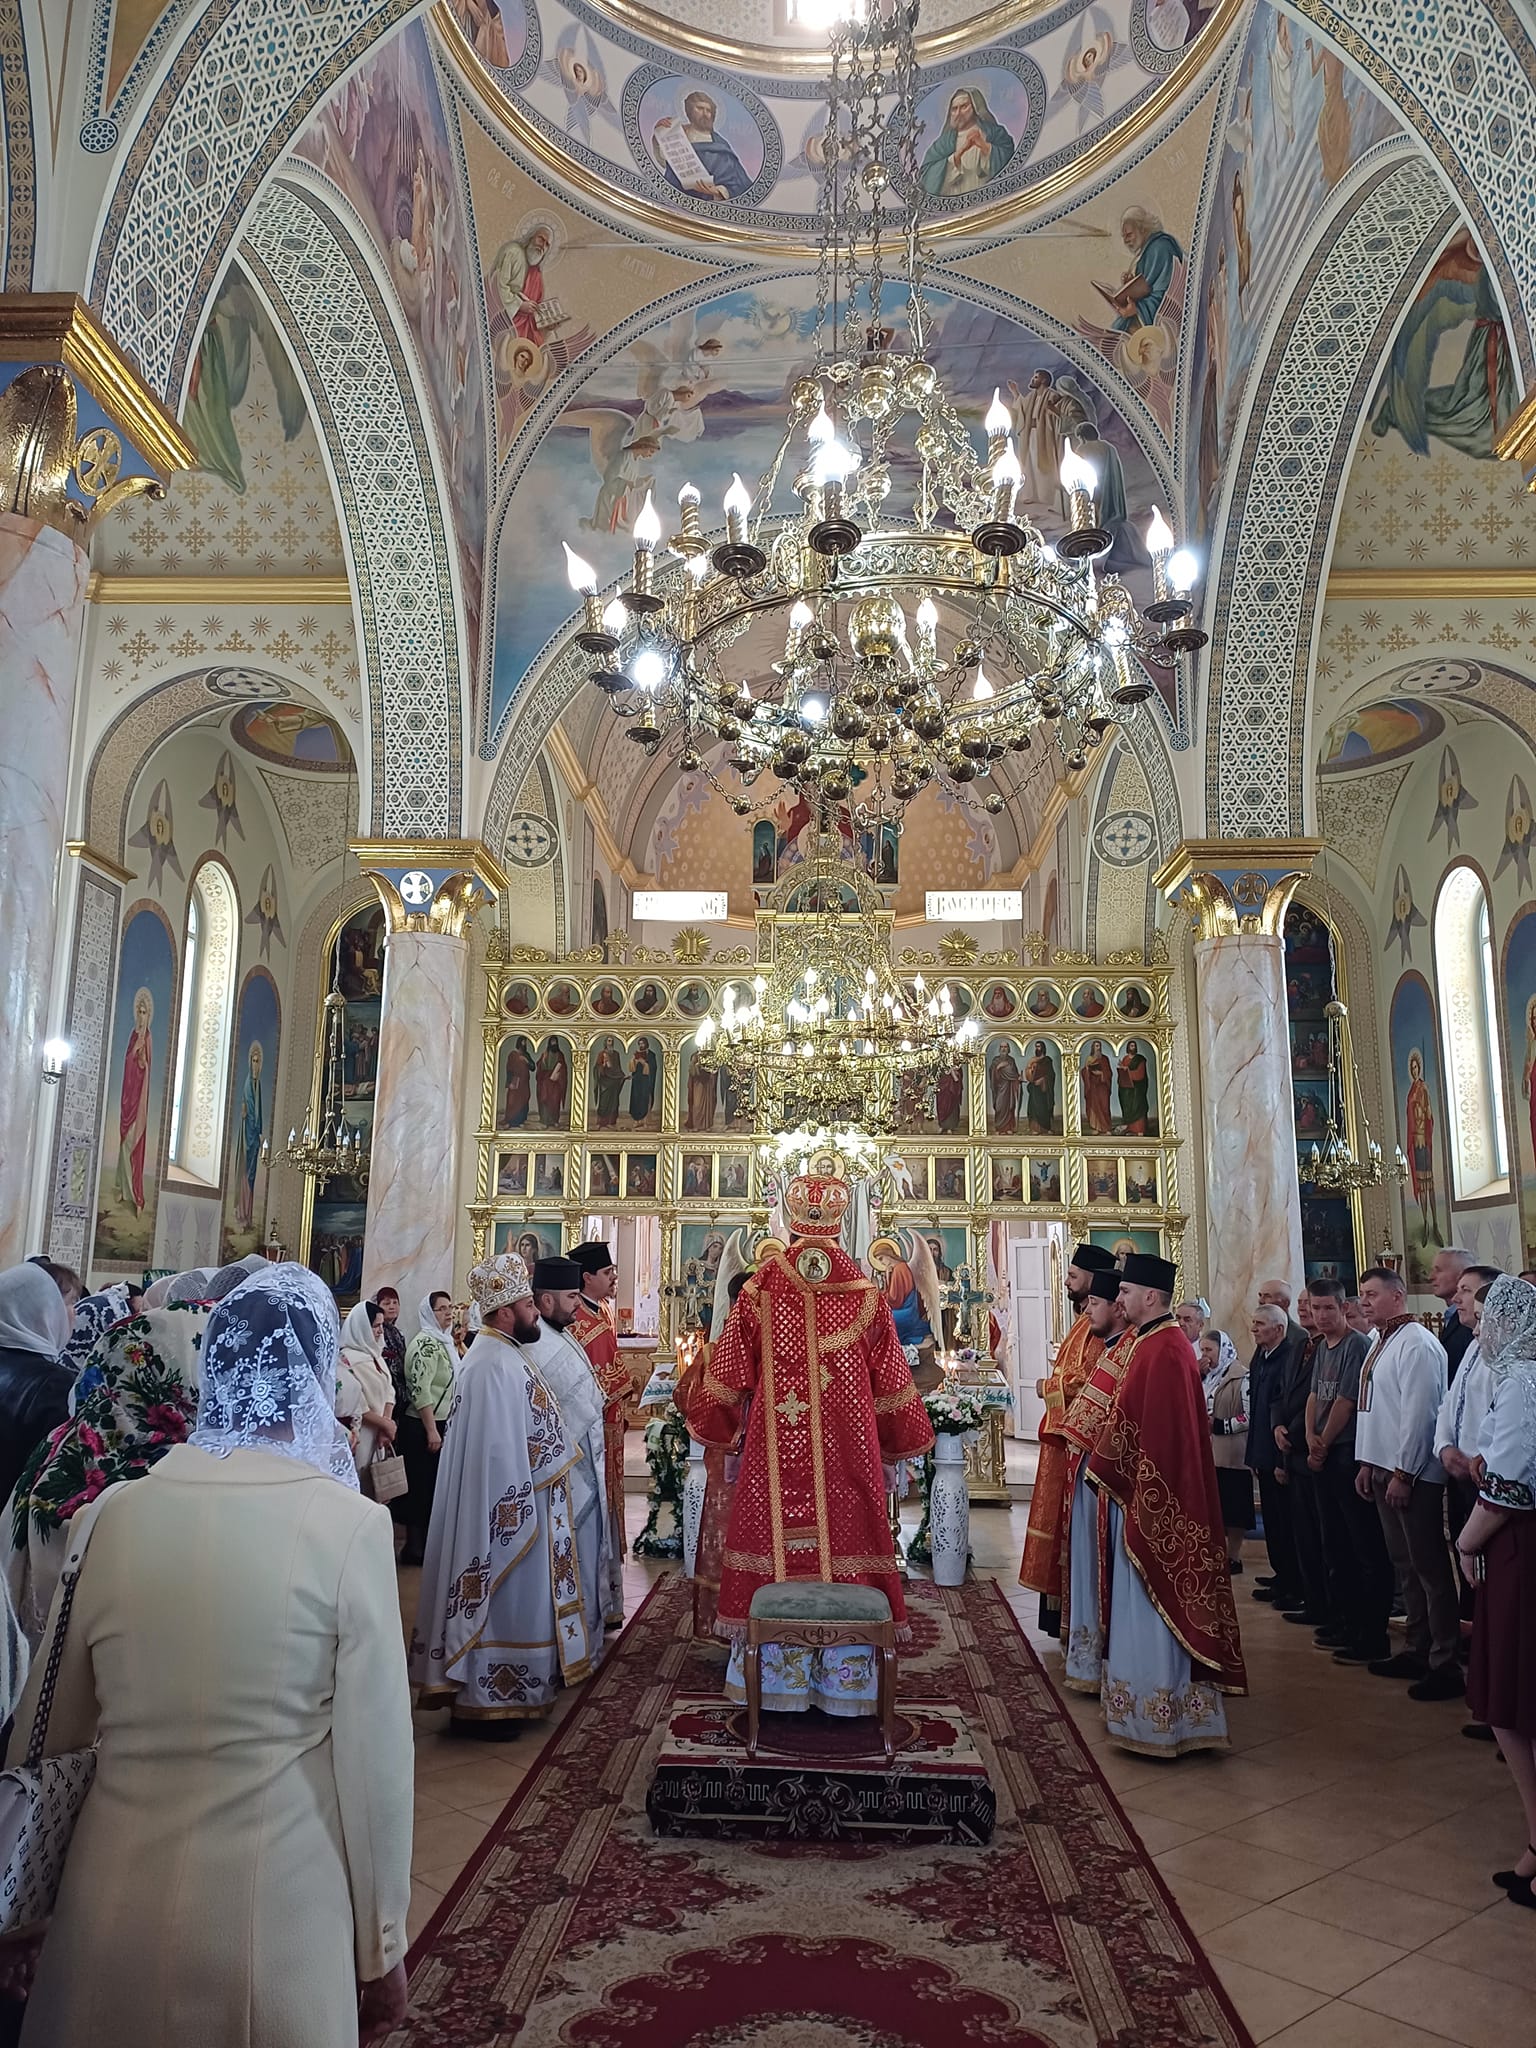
left=749, top=1582, right=893, bottom=1624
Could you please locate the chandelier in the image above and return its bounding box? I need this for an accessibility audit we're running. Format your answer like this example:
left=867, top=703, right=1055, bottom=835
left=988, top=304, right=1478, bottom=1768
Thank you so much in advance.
left=1306, top=999, right=1407, bottom=1195
left=277, top=987, right=371, bottom=1185
left=692, top=833, right=980, bottom=1133
left=559, top=1, right=1205, bottom=831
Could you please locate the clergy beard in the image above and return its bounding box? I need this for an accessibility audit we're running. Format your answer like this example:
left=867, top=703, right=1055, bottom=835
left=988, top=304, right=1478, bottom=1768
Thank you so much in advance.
left=540, top=1306, right=576, bottom=1332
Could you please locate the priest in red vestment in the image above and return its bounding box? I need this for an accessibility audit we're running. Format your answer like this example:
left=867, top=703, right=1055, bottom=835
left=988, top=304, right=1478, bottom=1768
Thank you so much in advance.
left=570, top=1240, right=629, bottom=1627
left=688, top=1171, right=933, bottom=1714
left=1086, top=1253, right=1247, bottom=1755
left=1019, top=1242, right=1116, bottom=1633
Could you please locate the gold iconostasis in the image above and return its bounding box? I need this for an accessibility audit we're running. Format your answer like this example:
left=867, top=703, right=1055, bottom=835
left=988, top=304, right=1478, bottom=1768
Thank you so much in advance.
left=470, top=933, right=1185, bottom=1358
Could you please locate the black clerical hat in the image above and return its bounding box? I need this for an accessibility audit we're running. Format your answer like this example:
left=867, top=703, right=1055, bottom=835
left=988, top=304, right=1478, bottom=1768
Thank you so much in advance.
left=1088, top=1268, right=1124, bottom=1302
left=1070, top=1243, right=1117, bottom=1274
left=1121, top=1251, right=1177, bottom=1293
left=570, top=1241, right=615, bottom=1274
left=533, top=1256, right=583, bottom=1292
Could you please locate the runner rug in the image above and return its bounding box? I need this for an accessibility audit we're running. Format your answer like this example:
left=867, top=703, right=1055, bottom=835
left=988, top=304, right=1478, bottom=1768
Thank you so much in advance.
left=397, top=1574, right=1254, bottom=2048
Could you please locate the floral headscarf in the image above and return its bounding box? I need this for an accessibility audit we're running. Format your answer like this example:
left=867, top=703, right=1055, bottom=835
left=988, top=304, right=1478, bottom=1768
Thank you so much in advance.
left=1201, top=1329, right=1239, bottom=1407
left=62, top=1286, right=132, bottom=1390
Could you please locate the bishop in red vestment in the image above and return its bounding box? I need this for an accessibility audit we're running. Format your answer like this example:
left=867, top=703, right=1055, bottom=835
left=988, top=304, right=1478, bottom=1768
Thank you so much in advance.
left=1086, top=1253, right=1246, bottom=1755
left=688, top=1174, right=934, bottom=1659
left=1019, top=1242, right=1116, bottom=1630
left=570, top=1240, right=629, bottom=1626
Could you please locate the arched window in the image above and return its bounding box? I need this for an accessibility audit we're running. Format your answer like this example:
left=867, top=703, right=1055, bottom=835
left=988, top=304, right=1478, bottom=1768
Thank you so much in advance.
left=1434, top=865, right=1509, bottom=1201
left=168, top=860, right=239, bottom=1186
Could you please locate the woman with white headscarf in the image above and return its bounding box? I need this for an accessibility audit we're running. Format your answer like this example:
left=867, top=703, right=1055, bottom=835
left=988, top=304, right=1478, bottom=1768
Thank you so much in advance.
left=337, top=1298, right=396, bottom=1478
left=1200, top=1327, right=1254, bottom=1571
left=11, top=1263, right=413, bottom=2045
left=1458, top=1274, right=1536, bottom=1910
left=3, top=1261, right=263, bottom=1646
left=0, top=1266, right=74, bottom=1516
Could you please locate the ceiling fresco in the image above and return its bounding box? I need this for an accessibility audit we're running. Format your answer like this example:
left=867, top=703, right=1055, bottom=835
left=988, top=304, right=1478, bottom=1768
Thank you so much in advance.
left=440, top=0, right=1226, bottom=240
left=486, top=270, right=1171, bottom=739
left=1186, top=0, right=1401, bottom=542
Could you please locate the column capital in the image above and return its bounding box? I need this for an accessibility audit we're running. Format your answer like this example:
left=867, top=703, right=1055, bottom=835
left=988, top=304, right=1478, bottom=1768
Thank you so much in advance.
left=1153, top=838, right=1321, bottom=940
left=0, top=296, right=196, bottom=542
left=351, top=839, right=509, bottom=939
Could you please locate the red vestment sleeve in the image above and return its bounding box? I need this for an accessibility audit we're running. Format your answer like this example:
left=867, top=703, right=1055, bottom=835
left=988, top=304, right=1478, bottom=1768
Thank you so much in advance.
left=865, top=1296, right=936, bottom=1461
left=1087, top=1322, right=1248, bottom=1694
left=687, top=1289, right=760, bottom=1448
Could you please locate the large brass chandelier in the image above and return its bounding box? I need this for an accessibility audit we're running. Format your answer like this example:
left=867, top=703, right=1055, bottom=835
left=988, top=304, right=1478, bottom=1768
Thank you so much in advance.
left=277, top=987, right=370, bottom=1185
left=1306, top=999, right=1407, bottom=1196
left=560, top=0, right=1205, bottom=829
left=692, top=833, right=980, bottom=1133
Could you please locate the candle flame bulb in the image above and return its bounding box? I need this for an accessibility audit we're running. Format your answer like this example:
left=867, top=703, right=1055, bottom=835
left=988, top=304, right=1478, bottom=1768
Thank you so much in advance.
left=723, top=471, right=752, bottom=545
left=984, top=387, right=1011, bottom=438
left=562, top=541, right=597, bottom=593
left=991, top=441, right=1022, bottom=488
left=632, top=491, right=661, bottom=550
left=1167, top=547, right=1199, bottom=596
left=677, top=481, right=700, bottom=509
left=972, top=664, right=995, bottom=700
left=1145, top=504, right=1175, bottom=557
left=916, top=594, right=939, bottom=637
left=602, top=597, right=629, bottom=636
left=1059, top=438, right=1098, bottom=497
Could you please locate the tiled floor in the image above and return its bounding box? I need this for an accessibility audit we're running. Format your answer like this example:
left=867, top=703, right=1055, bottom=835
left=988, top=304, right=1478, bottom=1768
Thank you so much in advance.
left=400, top=1490, right=1536, bottom=2045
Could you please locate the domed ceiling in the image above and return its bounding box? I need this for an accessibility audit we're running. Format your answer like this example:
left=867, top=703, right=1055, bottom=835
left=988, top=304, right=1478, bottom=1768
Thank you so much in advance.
left=439, top=0, right=1229, bottom=243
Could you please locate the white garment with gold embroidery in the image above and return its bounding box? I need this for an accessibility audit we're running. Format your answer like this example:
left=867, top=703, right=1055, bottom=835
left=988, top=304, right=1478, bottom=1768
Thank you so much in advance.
left=512, top=1322, right=615, bottom=1635
left=409, top=1328, right=600, bottom=1719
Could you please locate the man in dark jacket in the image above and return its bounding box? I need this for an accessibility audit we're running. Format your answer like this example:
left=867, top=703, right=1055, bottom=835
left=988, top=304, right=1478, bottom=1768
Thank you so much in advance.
left=0, top=1263, right=75, bottom=1508
left=1246, top=1302, right=1306, bottom=1610
left=1273, top=1287, right=1334, bottom=1629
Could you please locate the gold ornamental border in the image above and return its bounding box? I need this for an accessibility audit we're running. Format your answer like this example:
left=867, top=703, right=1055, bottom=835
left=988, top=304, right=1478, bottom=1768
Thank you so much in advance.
left=0, top=294, right=195, bottom=477
left=434, top=0, right=1245, bottom=255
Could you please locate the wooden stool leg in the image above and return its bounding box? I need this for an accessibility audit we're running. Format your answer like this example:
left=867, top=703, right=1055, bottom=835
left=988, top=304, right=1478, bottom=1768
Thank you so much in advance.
left=878, top=1643, right=896, bottom=1762
left=745, top=1637, right=762, bottom=1759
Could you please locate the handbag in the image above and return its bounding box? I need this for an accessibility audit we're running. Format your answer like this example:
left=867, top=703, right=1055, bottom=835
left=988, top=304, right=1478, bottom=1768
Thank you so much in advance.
left=366, top=1443, right=408, bottom=1504
left=0, top=1481, right=126, bottom=1935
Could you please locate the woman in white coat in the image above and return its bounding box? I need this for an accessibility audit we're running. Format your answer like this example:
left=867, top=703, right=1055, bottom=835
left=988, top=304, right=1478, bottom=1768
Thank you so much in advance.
left=12, top=1263, right=414, bottom=2047
left=337, top=1297, right=396, bottom=1478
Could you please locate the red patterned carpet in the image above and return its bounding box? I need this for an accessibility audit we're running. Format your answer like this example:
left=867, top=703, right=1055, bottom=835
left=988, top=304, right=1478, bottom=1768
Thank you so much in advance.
left=397, top=1575, right=1254, bottom=2047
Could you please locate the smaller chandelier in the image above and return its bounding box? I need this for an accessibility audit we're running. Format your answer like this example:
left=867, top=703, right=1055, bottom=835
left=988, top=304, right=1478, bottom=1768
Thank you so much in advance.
left=1306, top=999, right=1407, bottom=1195
left=275, top=988, right=370, bottom=1185
left=693, top=832, right=980, bottom=1134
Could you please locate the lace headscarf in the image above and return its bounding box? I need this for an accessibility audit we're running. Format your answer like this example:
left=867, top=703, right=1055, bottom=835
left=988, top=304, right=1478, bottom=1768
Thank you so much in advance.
left=61, top=1285, right=132, bottom=1381
left=207, top=1255, right=269, bottom=1301
left=1476, top=1274, right=1536, bottom=1381
left=190, top=1263, right=357, bottom=1487
left=0, top=1265, right=72, bottom=1361
left=1201, top=1329, right=1239, bottom=1408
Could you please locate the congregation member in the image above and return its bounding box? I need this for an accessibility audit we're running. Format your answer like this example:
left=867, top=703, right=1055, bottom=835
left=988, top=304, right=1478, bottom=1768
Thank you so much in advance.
left=1085, top=1254, right=1246, bottom=1754
left=398, top=1292, right=459, bottom=1566
left=1245, top=1302, right=1305, bottom=1611
left=10, top=1263, right=413, bottom=2048
left=0, top=1266, right=74, bottom=1512
left=686, top=1270, right=751, bottom=1642
left=1439, top=1263, right=1501, bottom=1547
left=1356, top=1265, right=1464, bottom=1700
left=1258, top=1277, right=1305, bottom=1353
left=510, top=1256, right=617, bottom=1633
left=337, top=1300, right=397, bottom=1481
left=1275, top=1287, right=1333, bottom=1631
left=411, top=1251, right=603, bottom=1733
left=688, top=1169, right=932, bottom=1715
left=1176, top=1298, right=1209, bottom=1346
left=1430, top=1246, right=1474, bottom=1377
left=1455, top=1274, right=1536, bottom=1909
left=57, top=1282, right=131, bottom=1384
left=1019, top=1241, right=1115, bottom=1634
left=1061, top=1269, right=1134, bottom=1692
left=570, top=1240, right=632, bottom=1620
left=1303, top=1277, right=1394, bottom=1666
left=1200, top=1328, right=1253, bottom=1571
left=1344, top=1295, right=1371, bottom=1336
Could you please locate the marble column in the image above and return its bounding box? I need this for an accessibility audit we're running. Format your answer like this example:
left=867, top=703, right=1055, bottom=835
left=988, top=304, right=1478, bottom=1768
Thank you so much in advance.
left=356, top=845, right=507, bottom=1301
left=1156, top=841, right=1319, bottom=1340
left=0, top=514, right=89, bottom=1266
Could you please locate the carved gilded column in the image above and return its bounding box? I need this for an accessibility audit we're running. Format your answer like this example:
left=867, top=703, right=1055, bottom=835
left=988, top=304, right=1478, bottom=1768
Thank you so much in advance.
left=353, top=843, right=508, bottom=1301
left=1155, top=840, right=1319, bottom=1340
left=0, top=305, right=191, bottom=1261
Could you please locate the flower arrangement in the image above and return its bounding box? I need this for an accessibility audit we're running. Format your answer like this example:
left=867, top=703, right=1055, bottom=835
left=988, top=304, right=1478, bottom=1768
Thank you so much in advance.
left=922, top=1382, right=990, bottom=1436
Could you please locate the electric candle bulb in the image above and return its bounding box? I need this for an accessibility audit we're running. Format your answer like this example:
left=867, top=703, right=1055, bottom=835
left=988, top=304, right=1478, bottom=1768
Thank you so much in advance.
left=602, top=597, right=629, bottom=636
left=1167, top=547, right=1199, bottom=596
left=807, top=402, right=834, bottom=449
left=1059, top=438, right=1098, bottom=497
left=562, top=542, right=597, bottom=593
left=916, top=595, right=938, bottom=639
left=632, top=491, right=661, bottom=550
left=677, top=481, right=700, bottom=510
left=723, top=472, right=752, bottom=545
left=991, top=442, right=1022, bottom=489
left=1145, top=504, right=1175, bottom=557
left=984, top=387, right=1011, bottom=438
left=972, top=665, right=995, bottom=700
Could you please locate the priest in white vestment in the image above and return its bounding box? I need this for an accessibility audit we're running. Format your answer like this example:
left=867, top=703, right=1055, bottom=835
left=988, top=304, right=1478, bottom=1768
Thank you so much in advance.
left=512, top=1256, right=619, bottom=1632
left=410, top=1251, right=601, bottom=1734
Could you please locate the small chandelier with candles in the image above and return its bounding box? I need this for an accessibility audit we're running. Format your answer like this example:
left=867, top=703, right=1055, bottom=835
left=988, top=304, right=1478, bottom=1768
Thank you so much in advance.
left=1306, top=999, right=1408, bottom=1196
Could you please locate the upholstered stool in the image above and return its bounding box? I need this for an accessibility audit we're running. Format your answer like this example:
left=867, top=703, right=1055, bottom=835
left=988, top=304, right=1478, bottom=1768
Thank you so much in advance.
left=744, top=1582, right=898, bottom=1762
